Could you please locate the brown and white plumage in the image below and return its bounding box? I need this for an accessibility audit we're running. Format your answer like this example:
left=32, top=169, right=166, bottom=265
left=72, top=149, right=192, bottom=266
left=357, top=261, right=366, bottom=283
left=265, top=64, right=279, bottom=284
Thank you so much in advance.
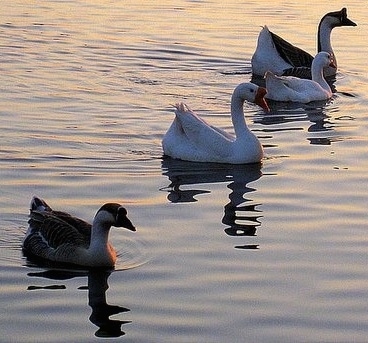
left=251, top=8, right=357, bottom=78
left=23, top=197, right=136, bottom=267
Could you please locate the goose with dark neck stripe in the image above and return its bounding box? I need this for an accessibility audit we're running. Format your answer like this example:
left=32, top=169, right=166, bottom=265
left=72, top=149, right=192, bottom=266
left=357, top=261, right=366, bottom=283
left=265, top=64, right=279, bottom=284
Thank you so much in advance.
left=23, top=197, right=136, bottom=267
left=251, top=8, right=357, bottom=78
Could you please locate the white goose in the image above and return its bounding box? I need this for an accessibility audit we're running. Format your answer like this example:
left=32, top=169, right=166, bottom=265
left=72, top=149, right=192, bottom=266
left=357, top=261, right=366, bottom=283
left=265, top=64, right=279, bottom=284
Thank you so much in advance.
left=251, top=8, right=356, bottom=78
left=162, top=83, right=269, bottom=164
left=23, top=197, right=136, bottom=267
left=265, top=51, right=334, bottom=103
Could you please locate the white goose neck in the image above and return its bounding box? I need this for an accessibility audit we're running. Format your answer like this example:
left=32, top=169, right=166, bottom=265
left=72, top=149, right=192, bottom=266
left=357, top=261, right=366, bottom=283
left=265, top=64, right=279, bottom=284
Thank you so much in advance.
left=311, top=58, right=330, bottom=92
left=230, top=92, right=248, bottom=138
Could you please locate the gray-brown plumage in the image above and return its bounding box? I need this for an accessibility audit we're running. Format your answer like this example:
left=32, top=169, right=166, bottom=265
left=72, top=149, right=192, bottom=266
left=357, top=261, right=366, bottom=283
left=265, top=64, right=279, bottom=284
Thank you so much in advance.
left=23, top=197, right=136, bottom=267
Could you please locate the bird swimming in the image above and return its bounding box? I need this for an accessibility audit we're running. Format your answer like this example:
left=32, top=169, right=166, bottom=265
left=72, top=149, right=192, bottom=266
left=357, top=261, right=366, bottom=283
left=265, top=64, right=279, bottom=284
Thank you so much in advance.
left=23, top=197, right=136, bottom=268
left=264, top=51, right=334, bottom=103
left=162, top=82, right=269, bottom=164
left=251, top=8, right=357, bottom=78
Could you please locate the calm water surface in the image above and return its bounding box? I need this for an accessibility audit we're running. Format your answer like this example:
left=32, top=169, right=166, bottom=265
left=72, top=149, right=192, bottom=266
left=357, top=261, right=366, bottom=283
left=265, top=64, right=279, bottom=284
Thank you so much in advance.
left=1, top=1, right=368, bottom=342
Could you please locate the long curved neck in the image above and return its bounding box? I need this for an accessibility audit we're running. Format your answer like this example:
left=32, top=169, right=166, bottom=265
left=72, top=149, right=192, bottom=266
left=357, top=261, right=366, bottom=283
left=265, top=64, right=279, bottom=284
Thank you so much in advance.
left=317, top=20, right=336, bottom=68
left=317, top=21, right=333, bottom=53
left=311, top=60, right=330, bottom=92
left=230, top=93, right=248, bottom=138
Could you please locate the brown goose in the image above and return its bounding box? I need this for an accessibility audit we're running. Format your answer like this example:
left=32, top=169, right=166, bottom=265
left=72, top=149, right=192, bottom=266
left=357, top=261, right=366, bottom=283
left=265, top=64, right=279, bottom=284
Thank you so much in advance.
left=23, top=197, right=136, bottom=267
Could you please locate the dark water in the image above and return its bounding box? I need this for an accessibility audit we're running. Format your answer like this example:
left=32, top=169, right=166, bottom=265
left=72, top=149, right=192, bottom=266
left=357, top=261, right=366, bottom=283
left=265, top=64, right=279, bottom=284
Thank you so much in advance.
left=1, top=1, right=367, bottom=342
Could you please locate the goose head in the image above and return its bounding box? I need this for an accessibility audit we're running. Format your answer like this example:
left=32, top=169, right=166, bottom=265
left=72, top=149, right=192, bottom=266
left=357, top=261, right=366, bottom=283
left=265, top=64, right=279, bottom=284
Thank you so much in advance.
left=312, top=51, right=336, bottom=73
left=233, top=83, right=270, bottom=112
left=321, top=8, right=357, bottom=29
left=310, top=52, right=336, bottom=87
left=312, top=51, right=336, bottom=83
left=94, top=203, right=136, bottom=231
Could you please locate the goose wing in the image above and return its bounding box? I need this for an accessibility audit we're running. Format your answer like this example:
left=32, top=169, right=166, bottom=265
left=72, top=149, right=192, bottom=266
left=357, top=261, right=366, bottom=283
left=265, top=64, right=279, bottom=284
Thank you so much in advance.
left=30, top=196, right=92, bottom=239
left=26, top=211, right=90, bottom=255
left=265, top=71, right=295, bottom=89
left=47, top=210, right=92, bottom=238
left=174, top=103, right=233, bottom=157
left=270, top=30, right=314, bottom=68
left=264, top=71, right=301, bottom=102
left=281, top=67, right=312, bottom=78
left=265, top=71, right=330, bottom=103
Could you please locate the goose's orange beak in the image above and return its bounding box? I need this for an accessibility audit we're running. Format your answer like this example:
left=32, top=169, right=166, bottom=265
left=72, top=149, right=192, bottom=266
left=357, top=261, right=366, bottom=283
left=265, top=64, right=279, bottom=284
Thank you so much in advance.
left=255, top=86, right=270, bottom=112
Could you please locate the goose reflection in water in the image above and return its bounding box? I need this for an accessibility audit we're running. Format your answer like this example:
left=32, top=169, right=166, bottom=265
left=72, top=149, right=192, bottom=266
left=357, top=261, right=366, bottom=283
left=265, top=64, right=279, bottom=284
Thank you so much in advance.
left=253, top=101, right=350, bottom=146
left=251, top=74, right=354, bottom=146
left=26, top=267, right=130, bottom=338
left=161, top=158, right=263, bottom=249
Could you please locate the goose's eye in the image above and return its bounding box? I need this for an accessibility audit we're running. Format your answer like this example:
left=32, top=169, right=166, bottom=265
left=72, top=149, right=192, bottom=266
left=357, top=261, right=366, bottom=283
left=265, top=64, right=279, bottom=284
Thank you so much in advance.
left=250, top=89, right=254, bottom=93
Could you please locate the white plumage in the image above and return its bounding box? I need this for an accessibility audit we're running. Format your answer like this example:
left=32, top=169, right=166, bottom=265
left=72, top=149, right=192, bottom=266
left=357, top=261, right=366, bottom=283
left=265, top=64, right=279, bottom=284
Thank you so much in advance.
left=162, top=83, right=269, bottom=164
left=265, top=52, right=334, bottom=103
